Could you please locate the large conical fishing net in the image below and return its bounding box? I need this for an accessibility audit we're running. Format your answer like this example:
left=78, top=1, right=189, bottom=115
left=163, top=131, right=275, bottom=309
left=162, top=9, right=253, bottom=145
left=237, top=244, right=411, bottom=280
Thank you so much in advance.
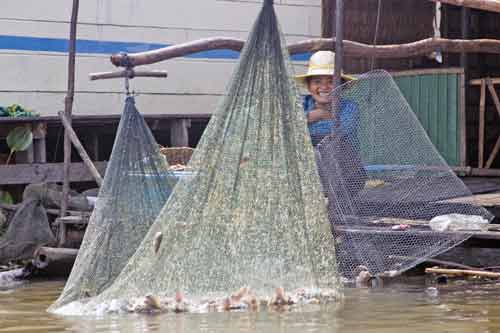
left=52, top=1, right=340, bottom=315
left=49, top=96, right=175, bottom=310
left=315, top=70, right=493, bottom=280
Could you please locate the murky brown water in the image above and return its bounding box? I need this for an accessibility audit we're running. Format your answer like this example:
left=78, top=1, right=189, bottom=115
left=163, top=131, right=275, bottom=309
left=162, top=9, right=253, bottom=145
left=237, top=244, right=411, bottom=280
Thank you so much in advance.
left=2, top=279, right=500, bottom=333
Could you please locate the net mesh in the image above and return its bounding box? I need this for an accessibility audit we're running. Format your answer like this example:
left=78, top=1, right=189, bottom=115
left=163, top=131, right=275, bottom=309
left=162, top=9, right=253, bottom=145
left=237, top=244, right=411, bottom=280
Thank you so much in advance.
left=49, top=97, right=176, bottom=310
left=314, top=70, right=493, bottom=279
left=51, top=1, right=340, bottom=314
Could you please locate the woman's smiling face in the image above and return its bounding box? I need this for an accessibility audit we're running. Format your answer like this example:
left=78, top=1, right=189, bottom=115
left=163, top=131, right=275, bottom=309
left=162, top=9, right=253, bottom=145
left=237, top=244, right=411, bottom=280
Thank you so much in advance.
left=307, top=75, right=333, bottom=106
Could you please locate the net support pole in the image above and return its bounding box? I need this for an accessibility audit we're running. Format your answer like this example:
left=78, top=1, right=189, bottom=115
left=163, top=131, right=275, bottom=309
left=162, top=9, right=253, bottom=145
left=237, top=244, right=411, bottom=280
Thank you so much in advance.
left=61, top=0, right=80, bottom=218
left=58, top=111, right=103, bottom=187
left=334, top=0, right=344, bottom=88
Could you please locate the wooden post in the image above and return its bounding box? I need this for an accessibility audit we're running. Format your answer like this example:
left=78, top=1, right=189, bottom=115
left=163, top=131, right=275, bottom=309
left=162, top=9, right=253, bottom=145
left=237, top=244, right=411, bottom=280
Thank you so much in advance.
left=478, top=79, right=486, bottom=168
left=459, top=72, right=467, bottom=167
left=485, top=79, right=500, bottom=168
left=334, top=0, right=344, bottom=88
left=59, top=112, right=103, bottom=186
left=33, top=122, right=47, bottom=163
left=61, top=0, right=79, bottom=218
left=321, top=0, right=333, bottom=37
left=170, top=119, right=190, bottom=147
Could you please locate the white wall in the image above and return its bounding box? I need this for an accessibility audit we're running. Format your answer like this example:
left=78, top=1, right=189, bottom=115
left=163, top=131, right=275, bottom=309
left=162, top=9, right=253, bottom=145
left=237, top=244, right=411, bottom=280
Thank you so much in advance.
left=0, top=0, right=319, bottom=116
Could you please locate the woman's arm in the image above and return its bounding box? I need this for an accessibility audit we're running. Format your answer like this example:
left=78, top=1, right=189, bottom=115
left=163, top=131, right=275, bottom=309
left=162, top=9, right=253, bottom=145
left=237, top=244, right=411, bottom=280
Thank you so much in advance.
left=307, top=108, right=332, bottom=123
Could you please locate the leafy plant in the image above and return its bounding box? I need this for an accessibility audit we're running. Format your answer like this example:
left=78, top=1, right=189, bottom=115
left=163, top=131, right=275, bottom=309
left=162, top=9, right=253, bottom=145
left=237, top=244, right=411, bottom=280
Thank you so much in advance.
left=0, top=190, right=13, bottom=205
left=0, top=104, right=39, bottom=118
left=5, top=126, right=33, bottom=164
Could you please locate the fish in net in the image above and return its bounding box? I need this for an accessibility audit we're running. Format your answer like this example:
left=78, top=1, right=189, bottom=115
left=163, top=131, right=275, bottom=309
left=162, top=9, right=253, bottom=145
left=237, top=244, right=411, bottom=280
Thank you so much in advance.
left=50, top=0, right=341, bottom=315
left=48, top=96, right=176, bottom=311
left=314, top=70, right=493, bottom=281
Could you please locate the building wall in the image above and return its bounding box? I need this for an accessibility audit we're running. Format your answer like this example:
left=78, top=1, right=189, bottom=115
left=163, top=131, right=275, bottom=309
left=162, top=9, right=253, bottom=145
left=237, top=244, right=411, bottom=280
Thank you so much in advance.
left=0, top=0, right=319, bottom=117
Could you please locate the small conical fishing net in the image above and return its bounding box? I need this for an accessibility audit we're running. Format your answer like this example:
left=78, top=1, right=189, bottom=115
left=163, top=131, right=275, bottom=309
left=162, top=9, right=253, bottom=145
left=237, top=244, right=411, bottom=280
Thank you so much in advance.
left=49, top=96, right=175, bottom=310
left=53, top=1, right=340, bottom=315
left=314, top=70, right=493, bottom=279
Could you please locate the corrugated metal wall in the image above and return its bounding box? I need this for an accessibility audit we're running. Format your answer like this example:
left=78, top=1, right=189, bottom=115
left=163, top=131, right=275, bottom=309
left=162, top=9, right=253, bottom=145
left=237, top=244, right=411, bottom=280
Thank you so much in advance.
left=393, top=69, right=463, bottom=166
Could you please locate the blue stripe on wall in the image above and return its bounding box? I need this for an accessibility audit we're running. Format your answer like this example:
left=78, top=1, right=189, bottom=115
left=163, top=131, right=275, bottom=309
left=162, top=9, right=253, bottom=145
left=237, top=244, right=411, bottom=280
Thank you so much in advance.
left=0, top=35, right=310, bottom=61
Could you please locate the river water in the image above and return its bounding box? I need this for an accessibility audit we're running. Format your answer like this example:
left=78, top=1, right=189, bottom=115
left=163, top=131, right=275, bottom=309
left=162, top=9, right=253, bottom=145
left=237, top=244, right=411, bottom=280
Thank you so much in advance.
left=1, top=279, right=500, bottom=333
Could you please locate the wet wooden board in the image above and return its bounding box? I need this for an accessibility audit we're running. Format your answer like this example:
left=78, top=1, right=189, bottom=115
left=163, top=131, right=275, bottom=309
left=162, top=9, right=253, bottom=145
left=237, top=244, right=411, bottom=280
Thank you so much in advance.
left=441, top=192, right=500, bottom=207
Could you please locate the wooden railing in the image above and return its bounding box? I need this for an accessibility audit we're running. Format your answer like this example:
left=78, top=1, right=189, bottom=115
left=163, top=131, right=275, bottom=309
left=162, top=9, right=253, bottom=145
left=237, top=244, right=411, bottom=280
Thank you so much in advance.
left=470, top=78, right=500, bottom=169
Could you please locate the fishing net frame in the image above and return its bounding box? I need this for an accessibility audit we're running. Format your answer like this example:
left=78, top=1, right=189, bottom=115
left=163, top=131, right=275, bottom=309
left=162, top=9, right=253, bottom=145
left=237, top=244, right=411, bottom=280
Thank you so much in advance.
left=314, top=70, right=493, bottom=280
left=49, top=96, right=176, bottom=311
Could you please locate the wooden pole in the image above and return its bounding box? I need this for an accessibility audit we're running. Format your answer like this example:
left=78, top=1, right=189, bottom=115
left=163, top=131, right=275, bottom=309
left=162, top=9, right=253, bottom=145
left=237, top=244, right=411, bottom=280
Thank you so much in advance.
left=110, top=37, right=500, bottom=67
left=34, top=247, right=78, bottom=276
left=425, top=267, right=500, bottom=278
left=61, top=0, right=79, bottom=218
left=334, top=0, right=344, bottom=88
left=89, top=69, right=168, bottom=81
left=479, top=79, right=486, bottom=168
left=59, top=111, right=103, bottom=187
left=429, top=0, right=500, bottom=14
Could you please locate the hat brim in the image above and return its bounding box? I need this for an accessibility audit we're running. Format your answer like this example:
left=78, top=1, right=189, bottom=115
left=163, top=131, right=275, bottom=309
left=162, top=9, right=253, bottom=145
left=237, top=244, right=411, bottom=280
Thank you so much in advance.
left=295, top=73, right=357, bottom=86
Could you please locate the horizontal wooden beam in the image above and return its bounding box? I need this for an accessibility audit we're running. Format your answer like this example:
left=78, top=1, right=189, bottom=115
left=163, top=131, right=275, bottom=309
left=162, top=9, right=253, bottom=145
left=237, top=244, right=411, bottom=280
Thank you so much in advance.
left=0, top=162, right=107, bottom=185
left=429, top=0, right=500, bottom=14
left=110, top=37, right=500, bottom=67
left=470, top=77, right=500, bottom=85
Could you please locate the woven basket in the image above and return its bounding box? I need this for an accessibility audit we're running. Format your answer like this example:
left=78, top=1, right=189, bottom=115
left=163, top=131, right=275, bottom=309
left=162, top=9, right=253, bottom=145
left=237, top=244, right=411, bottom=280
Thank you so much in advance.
left=159, top=147, right=194, bottom=166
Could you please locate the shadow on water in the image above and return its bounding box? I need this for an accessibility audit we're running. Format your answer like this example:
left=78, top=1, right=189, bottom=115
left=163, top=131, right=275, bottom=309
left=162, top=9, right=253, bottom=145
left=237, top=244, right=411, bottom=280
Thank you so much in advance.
left=2, top=279, right=500, bottom=332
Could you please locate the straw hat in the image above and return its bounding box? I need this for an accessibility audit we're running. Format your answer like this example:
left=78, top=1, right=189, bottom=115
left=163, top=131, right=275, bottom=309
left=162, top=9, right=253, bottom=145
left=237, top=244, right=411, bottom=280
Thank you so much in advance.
left=295, top=51, right=356, bottom=86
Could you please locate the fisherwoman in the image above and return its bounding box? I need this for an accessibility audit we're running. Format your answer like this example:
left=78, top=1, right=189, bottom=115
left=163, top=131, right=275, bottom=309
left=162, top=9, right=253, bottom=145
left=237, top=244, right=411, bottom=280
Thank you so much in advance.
left=295, top=50, right=358, bottom=146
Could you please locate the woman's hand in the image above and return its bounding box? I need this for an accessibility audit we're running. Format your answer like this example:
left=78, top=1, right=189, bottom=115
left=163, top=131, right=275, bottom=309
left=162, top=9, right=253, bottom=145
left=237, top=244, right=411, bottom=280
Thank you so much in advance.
left=307, top=108, right=332, bottom=123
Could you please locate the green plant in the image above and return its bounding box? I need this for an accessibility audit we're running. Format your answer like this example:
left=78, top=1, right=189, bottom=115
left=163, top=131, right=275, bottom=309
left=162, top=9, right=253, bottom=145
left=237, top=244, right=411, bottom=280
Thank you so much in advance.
left=5, top=126, right=33, bottom=164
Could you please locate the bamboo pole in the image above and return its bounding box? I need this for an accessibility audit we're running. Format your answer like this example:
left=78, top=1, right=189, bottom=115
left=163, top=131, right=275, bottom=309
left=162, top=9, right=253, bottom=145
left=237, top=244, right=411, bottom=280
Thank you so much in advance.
left=58, top=111, right=103, bottom=187
left=429, top=0, right=500, bottom=14
left=61, top=0, right=79, bottom=218
left=110, top=37, right=500, bottom=67
left=425, top=267, right=500, bottom=278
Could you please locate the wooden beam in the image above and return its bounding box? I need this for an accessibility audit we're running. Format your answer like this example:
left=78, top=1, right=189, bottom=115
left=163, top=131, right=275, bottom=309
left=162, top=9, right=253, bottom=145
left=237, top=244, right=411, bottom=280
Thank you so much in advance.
left=61, top=0, right=80, bottom=218
left=486, top=78, right=500, bottom=118
left=110, top=37, right=500, bottom=67
left=429, top=0, right=500, bottom=14
left=425, top=267, right=500, bottom=278
left=59, top=111, right=103, bottom=187
left=479, top=79, right=486, bottom=168
left=334, top=0, right=344, bottom=88
left=459, top=72, right=467, bottom=167
left=0, top=162, right=107, bottom=185
left=471, top=77, right=500, bottom=85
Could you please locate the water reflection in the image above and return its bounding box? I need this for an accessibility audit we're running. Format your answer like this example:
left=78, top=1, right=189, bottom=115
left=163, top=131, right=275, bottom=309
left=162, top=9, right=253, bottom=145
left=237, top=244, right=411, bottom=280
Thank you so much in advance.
left=2, top=280, right=500, bottom=332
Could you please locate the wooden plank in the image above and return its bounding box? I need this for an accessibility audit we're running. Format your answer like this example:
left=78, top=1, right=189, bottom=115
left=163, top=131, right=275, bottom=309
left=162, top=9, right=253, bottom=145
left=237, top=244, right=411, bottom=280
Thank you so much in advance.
left=428, top=0, right=500, bottom=14
left=441, top=192, right=500, bottom=207
left=471, top=77, right=500, bottom=86
left=336, top=226, right=500, bottom=241
left=479, top=79, right=486, bottom=168
left=391, top=67, right=464, bottom=78
left=0, top=162, right=107, bottom=185
left=459, top=72, right=467, bottom=167
left=438, top=74, right=448, bottom=154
